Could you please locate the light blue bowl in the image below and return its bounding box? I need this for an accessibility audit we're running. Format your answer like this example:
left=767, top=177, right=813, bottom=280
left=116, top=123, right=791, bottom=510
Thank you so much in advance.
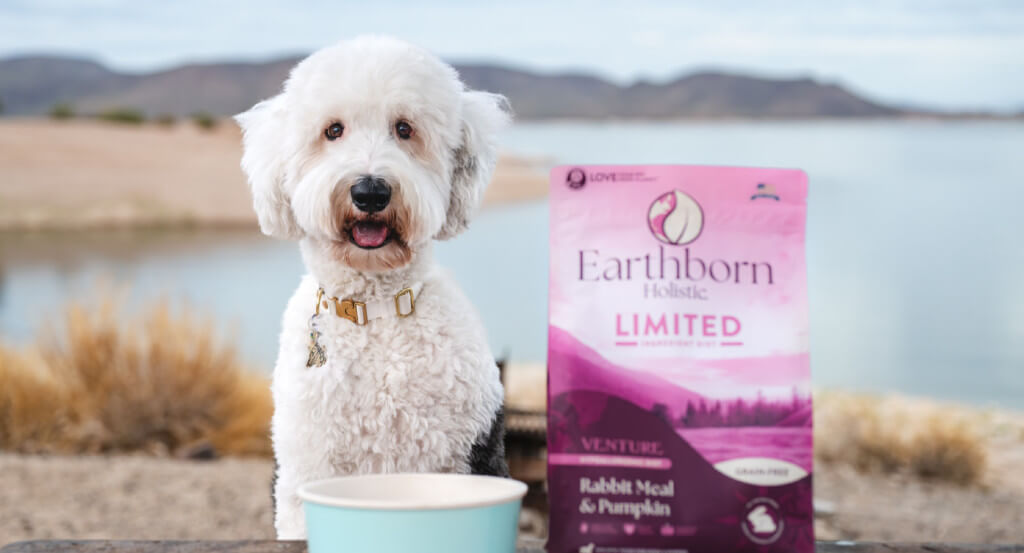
left=298, top=473, right=528, bottom=553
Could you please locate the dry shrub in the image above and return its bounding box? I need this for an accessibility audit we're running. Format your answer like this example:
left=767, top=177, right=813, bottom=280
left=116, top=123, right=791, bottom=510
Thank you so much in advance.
left=0, top=297, right=272, bottom=457
left=97, top=107, right=146, bottom=125
left=0, top=348, right=73, bottom=452
left=815, top=390, right=988, bottom=485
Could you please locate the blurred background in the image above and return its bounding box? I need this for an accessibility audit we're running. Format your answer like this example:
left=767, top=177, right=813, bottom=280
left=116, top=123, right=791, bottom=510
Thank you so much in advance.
left=1, top=0, right=1022, bottom=546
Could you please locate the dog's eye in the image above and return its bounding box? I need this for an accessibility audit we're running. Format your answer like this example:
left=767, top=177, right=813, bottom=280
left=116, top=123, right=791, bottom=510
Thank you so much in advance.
left=395, top=120, right=413, bottom=140
left=325, top=123, right=344, bottom=141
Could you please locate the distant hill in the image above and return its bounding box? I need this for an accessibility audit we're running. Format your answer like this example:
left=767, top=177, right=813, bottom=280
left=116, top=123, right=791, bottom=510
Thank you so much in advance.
left=0, top=55, right=300, bottom=117
left=455, top=64, right=903, bottom=118
left=0, top=54, right=941, bottom=119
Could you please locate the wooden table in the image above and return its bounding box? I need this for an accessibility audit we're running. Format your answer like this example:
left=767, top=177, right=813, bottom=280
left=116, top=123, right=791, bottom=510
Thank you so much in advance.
left=2, top=541, right=1022, bottom=552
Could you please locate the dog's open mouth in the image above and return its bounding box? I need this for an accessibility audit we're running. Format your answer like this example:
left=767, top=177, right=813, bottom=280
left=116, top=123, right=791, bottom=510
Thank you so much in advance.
left=349, top=220, right=391, bottom=249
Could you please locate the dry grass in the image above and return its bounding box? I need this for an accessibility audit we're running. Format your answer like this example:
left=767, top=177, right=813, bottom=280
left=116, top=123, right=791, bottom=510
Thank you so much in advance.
left=0, top=348, right=72, bottom=451
left=0, top=297, right=272, bottom=457
left=815, top=390, right=989, bottom=485
left=0, top=308, right=1005, bottom=486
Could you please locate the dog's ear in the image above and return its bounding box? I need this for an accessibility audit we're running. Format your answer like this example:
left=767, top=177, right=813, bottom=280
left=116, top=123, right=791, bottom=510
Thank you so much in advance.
left=435, top=90, right=511, bottom=240
left=235, top=95, right=303, bottom=240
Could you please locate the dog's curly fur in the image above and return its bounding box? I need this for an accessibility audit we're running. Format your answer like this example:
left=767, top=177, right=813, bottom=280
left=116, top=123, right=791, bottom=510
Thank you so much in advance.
left=236, top=35, right=511, bottom=538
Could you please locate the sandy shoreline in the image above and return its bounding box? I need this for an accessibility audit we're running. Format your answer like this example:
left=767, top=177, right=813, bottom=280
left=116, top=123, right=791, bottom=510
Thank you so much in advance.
left=3, top=451, right=1024, bottom=545
left=3, top=386, right=1024, bottom=544
left=0, top=454, right=275, bottom=542
left=0, top=119, right=549, bottom=231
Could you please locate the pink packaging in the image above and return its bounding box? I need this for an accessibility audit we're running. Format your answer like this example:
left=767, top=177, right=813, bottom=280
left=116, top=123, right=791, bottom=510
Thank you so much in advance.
left=547, top=165, right=812, bottom=552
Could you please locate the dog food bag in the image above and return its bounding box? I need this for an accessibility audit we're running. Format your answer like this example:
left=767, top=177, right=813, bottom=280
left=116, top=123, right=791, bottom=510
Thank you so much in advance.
left=547, top=165, right=812, bottom=553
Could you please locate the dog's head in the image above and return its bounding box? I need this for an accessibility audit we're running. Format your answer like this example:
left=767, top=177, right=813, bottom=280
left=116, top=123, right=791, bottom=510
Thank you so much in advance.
left=236, top=36, right=510, bottom=272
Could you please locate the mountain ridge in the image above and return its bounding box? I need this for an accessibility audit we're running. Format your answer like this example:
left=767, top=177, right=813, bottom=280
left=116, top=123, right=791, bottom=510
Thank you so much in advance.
left=0, top=54, right=1004, bottom=119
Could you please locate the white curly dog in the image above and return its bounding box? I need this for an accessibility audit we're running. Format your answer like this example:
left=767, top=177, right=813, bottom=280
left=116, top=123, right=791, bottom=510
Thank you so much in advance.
left=235, top=35, right=510, bottom=539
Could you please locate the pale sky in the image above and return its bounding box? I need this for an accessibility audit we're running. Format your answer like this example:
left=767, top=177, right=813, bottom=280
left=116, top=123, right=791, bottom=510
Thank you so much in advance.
left=1, top=0, right=1022, bottom=111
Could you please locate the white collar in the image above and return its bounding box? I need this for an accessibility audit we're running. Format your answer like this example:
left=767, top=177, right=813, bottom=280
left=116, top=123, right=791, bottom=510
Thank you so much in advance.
left=314, top=282, right=423, bottom=325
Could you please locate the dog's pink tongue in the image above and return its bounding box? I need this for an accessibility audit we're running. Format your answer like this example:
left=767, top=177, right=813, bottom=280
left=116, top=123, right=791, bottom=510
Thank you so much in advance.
left=352, top=222, right=389, bottom=248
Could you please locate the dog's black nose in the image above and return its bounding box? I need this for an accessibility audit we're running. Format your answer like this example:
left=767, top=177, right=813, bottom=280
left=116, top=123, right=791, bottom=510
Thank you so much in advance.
left=350, top=175, right=391, bottom=213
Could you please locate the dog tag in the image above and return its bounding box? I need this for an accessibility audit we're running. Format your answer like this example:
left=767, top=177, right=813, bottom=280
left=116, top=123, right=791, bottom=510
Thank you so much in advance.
left=306, top=329, right=327, bottom=368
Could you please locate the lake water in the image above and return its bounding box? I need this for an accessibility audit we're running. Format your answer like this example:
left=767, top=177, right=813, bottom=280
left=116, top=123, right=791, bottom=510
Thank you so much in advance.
left=1, top=121, right=1022, bottom=408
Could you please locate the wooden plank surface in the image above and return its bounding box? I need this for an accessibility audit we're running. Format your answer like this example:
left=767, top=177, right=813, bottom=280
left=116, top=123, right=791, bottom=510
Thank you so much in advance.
left=2, top=541, right=1022, bottom=552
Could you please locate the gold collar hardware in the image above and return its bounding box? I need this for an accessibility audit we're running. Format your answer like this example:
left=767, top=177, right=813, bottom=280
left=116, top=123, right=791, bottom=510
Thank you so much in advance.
left=394, top=288, right=415, bottom=318
left=314, top=283, right=420, bottom=325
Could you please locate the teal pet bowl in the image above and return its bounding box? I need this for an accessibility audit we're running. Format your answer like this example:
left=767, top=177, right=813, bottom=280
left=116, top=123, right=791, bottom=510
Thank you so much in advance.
left=297, top=473, right=528, bottom=553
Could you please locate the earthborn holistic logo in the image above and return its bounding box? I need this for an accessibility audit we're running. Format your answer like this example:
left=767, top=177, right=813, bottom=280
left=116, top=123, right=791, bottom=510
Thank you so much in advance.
left=647, top=189, right=704, bottom=245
